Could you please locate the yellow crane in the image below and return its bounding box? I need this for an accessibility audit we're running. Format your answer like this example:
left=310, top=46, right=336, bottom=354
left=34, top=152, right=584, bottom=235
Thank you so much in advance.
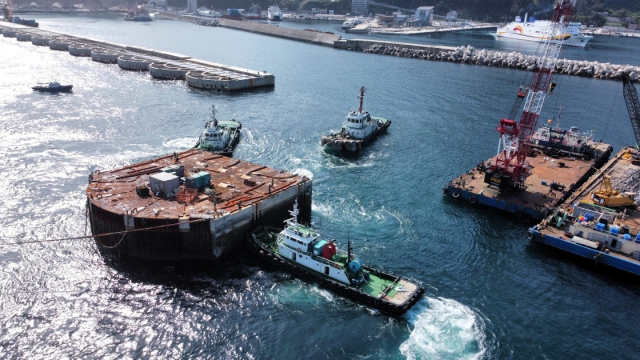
left=589, top=175, right=636, bottom=208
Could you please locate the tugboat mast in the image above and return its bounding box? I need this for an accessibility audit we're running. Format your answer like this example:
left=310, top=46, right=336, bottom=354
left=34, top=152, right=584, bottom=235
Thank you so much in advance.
left=358, top=86, right=366, bottom=114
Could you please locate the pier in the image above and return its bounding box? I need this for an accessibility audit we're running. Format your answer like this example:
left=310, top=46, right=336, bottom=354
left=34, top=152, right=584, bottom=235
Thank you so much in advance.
left=159, top=12, right=342, bottom=47
left=0, top=22, right=275, bottom=91
left=369, top=24, right=497, bottom=36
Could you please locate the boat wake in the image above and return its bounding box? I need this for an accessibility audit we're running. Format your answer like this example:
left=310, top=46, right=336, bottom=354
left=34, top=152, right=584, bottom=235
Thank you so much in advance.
left=400, top=297, right=487, bottom=360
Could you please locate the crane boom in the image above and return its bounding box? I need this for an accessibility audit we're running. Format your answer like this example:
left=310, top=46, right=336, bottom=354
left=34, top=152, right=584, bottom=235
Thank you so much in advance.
left=485, top=0, right=576, bottom=190
left=622, top=72, right=640, bottom=147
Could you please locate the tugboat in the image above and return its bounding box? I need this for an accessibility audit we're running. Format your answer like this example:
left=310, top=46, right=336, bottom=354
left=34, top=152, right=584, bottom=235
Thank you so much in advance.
left=32, top=82, right=73, bottom=93
left=124, top=6, right=152, bottom=21
left=13, top=16, right=39, bottom=27
left=321, top=87, right=391, bottom=152
left=248, top=201, right=424, bottom=316
left=193, top=105, right=242, bottom=156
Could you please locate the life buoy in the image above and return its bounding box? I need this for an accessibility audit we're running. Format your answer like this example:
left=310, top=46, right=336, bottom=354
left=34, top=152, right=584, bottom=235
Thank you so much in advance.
left=452, top=192, right=460, bottom=199
left=469, top=196, right=477, bottom=204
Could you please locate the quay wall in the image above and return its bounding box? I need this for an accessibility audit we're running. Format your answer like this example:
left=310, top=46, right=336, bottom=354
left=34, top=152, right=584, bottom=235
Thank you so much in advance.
left=158, top=12, right=341, bottom=47
left=89, top=179, right=312, bottom=261
left=216, top=18, right=342, bottom=46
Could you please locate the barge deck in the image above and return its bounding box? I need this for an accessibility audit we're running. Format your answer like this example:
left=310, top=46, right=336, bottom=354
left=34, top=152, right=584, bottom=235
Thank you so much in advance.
left=529, top=147, right=640, bottom=276
left=86, top=149, right=312, bottom=261
left=444, top=135, right=612, bottom=221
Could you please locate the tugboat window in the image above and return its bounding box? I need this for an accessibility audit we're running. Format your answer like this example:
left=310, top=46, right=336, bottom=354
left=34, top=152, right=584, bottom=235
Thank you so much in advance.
left=324, top=266, right=330, bottom=275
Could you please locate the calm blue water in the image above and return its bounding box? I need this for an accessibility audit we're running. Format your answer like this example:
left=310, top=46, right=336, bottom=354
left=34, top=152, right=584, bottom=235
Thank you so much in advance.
left=1, top=13, right=639, bottom=359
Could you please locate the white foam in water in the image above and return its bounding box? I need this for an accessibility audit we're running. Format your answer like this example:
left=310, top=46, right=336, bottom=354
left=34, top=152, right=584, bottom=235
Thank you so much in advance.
left=400, top=297, right=486, bottom=360
left=163, top=137, right=198, bottom=149
left=291, top=168, right=314, bottom=180
left=311, top=202, right=334, bottom=217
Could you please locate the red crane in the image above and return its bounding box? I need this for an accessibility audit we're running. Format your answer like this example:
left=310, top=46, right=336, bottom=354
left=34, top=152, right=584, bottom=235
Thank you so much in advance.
left=485, top=0, right=576, bottom=191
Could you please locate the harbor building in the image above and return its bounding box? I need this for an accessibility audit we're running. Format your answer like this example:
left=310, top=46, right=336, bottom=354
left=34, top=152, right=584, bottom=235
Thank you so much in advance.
left=351, top=0, right=368, bottom=16
left=413, top=6, right=434, bottom=26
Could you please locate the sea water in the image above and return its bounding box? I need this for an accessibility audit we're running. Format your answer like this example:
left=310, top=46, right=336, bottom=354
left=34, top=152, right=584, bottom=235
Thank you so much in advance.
left=0, top=13, right=639, bottom=359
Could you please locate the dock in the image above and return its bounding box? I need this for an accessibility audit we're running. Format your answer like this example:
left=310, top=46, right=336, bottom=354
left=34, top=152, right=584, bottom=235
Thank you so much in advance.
left=529, top=147, right=640, bottom=276
left=0, top=22, right=275, bottom=91
left=86, top=149, right=312, bottom=261
left=444, top=130, right=612, bottom=221
left=369, top=24, right=497, bottom=36
left=159, top=12, right=342, bottom=47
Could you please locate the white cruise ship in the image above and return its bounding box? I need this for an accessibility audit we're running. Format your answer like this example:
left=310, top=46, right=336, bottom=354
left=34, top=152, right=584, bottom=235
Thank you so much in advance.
left=267, top=5, right=282, bottom=21
left=497, top=13, right=593, bottom=47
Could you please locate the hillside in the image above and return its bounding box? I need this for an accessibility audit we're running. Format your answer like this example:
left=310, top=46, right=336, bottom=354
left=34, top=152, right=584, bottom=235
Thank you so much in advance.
left=9, top=0, right=640, bottom=26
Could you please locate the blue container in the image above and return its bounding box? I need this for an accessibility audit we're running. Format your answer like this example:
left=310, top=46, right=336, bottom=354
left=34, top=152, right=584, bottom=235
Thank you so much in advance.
left=197, top=171, right=211, bottom=188
left=313, top=240, right=327, bottom=256
left=348, top=259, right=361, bottom=273
left=185, top=176, right=197, bottom=189
left=635, top=234, right=640, bottom=244
left=584, top=213, right=594, bottom=222
left=610, top=226, right=620, bottom=236
left=623, top=234, right=632, bottom=241
left=595, top=223, right=605, bottom=232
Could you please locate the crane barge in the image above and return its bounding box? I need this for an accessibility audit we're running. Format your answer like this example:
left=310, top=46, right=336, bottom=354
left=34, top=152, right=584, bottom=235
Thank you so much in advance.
left=444, top=0, right=613, bottom=221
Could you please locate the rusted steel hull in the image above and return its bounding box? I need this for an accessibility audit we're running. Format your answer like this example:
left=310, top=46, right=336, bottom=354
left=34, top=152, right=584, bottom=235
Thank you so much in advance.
left=87, top=149, right=312, bottom=261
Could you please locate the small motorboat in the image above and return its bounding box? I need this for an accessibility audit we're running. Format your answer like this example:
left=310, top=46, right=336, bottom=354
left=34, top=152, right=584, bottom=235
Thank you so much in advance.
left=32, top=82, right=73, bottom=93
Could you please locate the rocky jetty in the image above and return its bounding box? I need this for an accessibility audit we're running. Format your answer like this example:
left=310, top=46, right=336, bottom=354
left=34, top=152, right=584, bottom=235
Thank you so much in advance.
left=363, top=44, right=640, bottom=81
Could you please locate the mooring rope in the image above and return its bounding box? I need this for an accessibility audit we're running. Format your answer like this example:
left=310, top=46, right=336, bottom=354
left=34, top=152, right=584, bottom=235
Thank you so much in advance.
left=0, top=218, right=209, bottom=246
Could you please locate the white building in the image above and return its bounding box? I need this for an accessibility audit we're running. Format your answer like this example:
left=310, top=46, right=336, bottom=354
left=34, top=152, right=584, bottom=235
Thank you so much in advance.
left=413, top=6, right=434, bottom=26
left=351, top=0, right=368, bottom=16
left=187, top=0, right=197, bottom=13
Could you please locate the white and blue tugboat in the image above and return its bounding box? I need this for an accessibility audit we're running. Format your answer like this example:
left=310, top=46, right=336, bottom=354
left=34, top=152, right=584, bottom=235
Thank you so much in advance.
left=249, top=201, right=424, bottom=315
left=194, top=105, right=242, bottom=156
left=321, top=86, right=391, bottom=152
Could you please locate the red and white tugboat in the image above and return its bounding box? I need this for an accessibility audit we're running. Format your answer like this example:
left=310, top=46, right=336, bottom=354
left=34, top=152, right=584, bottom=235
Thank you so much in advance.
left=248, top=201, right=424, bottom=315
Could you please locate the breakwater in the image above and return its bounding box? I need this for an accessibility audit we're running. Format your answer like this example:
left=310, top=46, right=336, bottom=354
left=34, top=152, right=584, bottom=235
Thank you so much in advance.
left=0, top=21, right=275, bottom=91
left=355, top=41, right=640, bottom=81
